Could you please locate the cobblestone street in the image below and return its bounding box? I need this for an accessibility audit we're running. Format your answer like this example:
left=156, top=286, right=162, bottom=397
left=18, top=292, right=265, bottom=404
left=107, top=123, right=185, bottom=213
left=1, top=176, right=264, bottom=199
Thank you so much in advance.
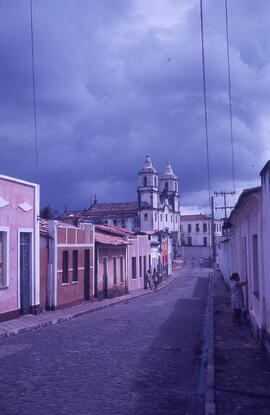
left=0, top=267, right=209, bottom=415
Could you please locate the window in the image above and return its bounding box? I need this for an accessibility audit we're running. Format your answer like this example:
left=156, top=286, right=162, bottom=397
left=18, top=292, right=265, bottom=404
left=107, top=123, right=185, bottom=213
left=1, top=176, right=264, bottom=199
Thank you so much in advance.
left=188, top=237, right=192, bottom=246
left=165, top=182, right=168, bottom=191
left=120, top=256, right=124, bottom=282
left=132, top=257, right=136, bottom=279
left=154, top=176, right=157, bottom=187
left=175, top=182, right=177, bottom=191
left=171, top=215, right=173, bottom=222
left=144, top=213, right=148, bottom=221
left=188, top=224, right=191, bottom=233
left=155, top=212, right=157, bottom=221
left=72, top=250, right=78, bottom=282
left=180, top=224, right=182, bottom=232
left=113, top=219, right=117, bottom=226
left=113, top=257, right=117, bottom=284
left=176, top=216, right=178, bottom=222
left=160, top=214, right=163, bottom=221
left=0, top=231, right=7, bottom=287
left=252, top=234, right=259, bottom=297
left=139, top=256, right=142, bottom=278
left=121, top=219, right=125, bottom=228
left=203, top=223, right=207, bottom=232
left=165, top=214, right=168, bottom=222
left=144, top=176, right=147, bottom=186
left=196, top=224, right=200, bottom=232
left=62, top=251, right=69, bottom=283
left=214, top=223, right=216, bottom=231
left=203, top=237, right=207, bottom=246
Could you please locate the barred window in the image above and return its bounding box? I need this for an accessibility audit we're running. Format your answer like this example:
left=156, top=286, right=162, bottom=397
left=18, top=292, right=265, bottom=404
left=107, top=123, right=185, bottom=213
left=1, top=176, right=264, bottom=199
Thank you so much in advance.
left=72, top=250, right=78, bottom=282
left=0, top=232, right=7, bottom=287
left=113, top=257, right=117, bottom=284
left=120, top=256, right=124, bottom=282
left=62, top=251, right=69, bottom=283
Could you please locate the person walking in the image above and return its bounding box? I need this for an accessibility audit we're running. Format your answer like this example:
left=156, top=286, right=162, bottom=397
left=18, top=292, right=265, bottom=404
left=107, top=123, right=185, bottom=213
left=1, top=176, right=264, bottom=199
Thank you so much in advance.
left=153, top=268, right=159, bottom=289
left=146, top=269, right=152, bottom=290
left=230, top=273, right=247, bottom=326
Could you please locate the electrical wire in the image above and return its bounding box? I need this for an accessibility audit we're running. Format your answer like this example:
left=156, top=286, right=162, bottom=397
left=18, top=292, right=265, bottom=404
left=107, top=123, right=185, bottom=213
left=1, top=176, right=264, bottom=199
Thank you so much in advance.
left=225, top=0, right=235, bottom=193
left=199, top=0, right=211, bottom=206
left=30, top=0, right=39, bottom=183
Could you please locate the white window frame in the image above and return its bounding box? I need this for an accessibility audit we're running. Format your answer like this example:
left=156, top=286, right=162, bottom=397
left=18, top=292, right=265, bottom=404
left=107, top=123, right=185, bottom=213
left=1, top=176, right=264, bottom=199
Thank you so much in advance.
left=0, top=226, right=9, bottom=288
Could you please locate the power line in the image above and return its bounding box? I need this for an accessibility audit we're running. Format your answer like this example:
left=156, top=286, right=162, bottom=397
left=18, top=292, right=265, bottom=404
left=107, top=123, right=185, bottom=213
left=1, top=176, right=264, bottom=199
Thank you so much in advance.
left=224, top=0, right=235, bottom=193
left=30, top=0, right=39, bottom=183
left=199, top=0, right=211, bottom=206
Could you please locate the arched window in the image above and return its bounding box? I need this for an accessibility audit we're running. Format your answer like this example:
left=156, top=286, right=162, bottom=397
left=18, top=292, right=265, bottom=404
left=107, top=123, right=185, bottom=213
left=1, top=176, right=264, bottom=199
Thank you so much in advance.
left=144, top=176, right=147, bottom=186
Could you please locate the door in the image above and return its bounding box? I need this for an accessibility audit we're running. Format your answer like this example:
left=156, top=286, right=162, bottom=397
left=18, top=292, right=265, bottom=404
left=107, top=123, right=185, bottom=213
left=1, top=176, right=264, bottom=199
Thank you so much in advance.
left=84, top=249, right=90, bottom=300
left=103, top=257, right=108, bottom=298
left=20, top=233, right=31, bottom=314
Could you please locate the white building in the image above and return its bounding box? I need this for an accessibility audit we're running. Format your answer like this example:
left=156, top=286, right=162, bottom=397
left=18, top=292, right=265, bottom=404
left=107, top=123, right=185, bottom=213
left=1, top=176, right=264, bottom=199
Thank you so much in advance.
left=219, top=160, right=270, bottom=356
left=180, top=213, right=222, bottom=247
left=137, top=156, right=181, bottom=241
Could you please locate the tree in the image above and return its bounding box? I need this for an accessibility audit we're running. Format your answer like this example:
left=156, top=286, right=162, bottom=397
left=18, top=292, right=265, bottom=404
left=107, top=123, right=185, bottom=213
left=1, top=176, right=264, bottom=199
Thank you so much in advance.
left=40, top=205, right=59, bottom=219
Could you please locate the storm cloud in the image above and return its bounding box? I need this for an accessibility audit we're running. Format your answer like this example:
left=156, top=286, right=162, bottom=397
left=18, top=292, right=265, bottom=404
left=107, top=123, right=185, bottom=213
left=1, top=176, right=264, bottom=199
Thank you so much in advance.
left=0, top=0, right=269, bottom=214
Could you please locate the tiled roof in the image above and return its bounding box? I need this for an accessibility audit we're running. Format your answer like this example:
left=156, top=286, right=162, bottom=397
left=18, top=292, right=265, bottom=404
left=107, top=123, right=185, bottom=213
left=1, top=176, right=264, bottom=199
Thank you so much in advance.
left=230, top=186, right=261, bottom=219
left=90, top=202, right=138, bottom=213
left=60, top=202, right=138, bottom=222
left=95, top=232, right=130, bottom=246
left=95, top=224, right=135, bottom=237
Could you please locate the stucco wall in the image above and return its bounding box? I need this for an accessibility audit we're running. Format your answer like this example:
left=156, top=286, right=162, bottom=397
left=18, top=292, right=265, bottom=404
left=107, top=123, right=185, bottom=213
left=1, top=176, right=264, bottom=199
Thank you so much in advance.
left=0, top=176, right=39, bottom=318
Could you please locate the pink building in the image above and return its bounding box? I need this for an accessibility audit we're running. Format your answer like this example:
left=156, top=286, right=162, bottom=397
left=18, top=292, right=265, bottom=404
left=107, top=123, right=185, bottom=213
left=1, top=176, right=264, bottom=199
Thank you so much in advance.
left=0, top=175, right=40, bottom=321
left=95, top=225, right=129, bottom=298
left=127, top=234, right=151, bottom=292
left=45, top=220, right=95, bottom=309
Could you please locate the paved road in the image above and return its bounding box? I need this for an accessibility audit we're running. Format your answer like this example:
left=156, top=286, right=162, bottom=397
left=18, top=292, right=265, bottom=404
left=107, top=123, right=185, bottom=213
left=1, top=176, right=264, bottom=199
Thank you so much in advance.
left=0, top=267, right=210, bottom=415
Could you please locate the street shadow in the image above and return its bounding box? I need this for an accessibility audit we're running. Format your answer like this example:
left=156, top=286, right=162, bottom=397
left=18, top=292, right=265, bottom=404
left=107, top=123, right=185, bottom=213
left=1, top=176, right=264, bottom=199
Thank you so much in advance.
left=131, top=277, right=209, bottom=415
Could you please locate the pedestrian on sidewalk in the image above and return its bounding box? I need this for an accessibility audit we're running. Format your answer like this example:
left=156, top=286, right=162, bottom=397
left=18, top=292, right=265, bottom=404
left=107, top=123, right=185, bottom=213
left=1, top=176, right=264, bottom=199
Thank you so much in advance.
left=229, top=273, right=247, bottom=326
left=146, top=269, right=152, bottom=290
left=153, top=268, right=159, bottom=289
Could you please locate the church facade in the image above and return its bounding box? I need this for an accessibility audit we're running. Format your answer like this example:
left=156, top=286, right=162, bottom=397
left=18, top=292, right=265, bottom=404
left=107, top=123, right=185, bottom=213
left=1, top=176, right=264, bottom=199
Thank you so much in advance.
left=60, top=155, right=181, bottom=243
left=137, top=156, right=181, bottom=238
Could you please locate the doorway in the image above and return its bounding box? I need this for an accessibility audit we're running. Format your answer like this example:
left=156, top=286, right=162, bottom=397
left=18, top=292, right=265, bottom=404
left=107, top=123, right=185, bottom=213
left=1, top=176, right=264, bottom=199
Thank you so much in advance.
left=84, top=249, right=90, bottom=300
left=103, top=257, right=108, bottom=298
left=20, top=232, right=31, bottom=314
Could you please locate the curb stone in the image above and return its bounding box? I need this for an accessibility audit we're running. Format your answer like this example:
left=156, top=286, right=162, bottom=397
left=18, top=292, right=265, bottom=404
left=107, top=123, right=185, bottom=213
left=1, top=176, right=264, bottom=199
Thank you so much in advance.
left=0, top=270, right=180, bottom=339
left=205, top=272, right=216, bottom=415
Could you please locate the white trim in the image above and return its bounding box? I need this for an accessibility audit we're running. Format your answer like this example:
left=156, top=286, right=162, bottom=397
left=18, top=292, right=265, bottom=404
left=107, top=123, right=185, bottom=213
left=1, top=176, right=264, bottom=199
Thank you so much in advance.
left=0, top=174, right=39, bottom=188
left=57, top=243, right=94, bottom=248
left=0, top=226, right=9, bottom=288
left=34, top=185, right=40, bottom=307
left=92, top=225, right=95, bottom=296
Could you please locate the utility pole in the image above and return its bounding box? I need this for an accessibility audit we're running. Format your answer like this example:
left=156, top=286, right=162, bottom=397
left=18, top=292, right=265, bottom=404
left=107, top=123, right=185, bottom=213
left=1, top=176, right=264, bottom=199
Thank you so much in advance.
left=214, top=191, right=235, bottom=219
left=211, top=196, right=216, bottom=285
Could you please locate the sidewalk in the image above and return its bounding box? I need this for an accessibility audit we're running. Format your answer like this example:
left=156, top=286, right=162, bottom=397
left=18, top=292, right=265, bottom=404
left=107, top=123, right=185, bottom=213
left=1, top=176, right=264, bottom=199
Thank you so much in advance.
left=213, top=271, right=270, bottom=415
left=0, top=270, right=179, bottom=339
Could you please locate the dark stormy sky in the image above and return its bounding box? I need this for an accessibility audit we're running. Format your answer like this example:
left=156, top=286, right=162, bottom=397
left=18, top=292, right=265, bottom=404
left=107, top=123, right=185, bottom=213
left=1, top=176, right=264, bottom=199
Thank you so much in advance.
left=1, top=0, right=269, bottom=215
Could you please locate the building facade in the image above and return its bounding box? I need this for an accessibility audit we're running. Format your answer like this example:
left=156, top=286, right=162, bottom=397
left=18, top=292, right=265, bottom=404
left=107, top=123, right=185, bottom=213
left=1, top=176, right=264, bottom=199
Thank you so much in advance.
left=137, top=156, right=181, bottom=240
left=180, top=214, right=222, bottom=247
left=219, top=160, right=270, bottom=356
left=0, top=175, right=40, bottom=321
left=44, top=220, right=95, bottom=309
